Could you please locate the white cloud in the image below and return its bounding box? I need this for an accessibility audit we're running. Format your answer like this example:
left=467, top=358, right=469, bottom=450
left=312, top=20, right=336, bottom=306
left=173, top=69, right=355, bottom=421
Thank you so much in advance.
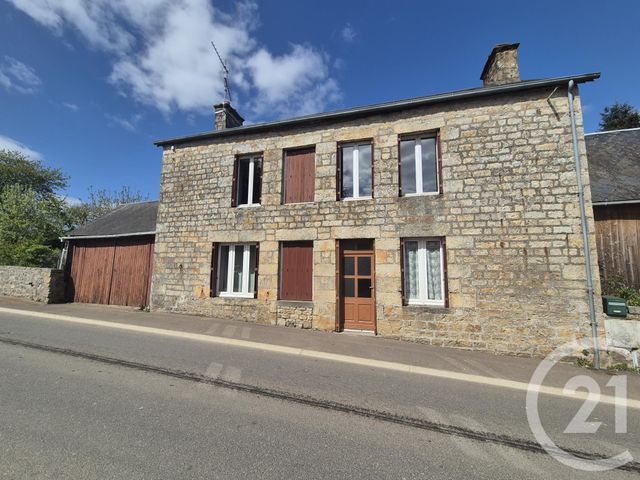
left=341, top=23, right=356, bottom=43
left=62, top=102, right=79, bottom=111
left=62, top=195, right=82, bottom=206
left=8, top=0, right=341, bottom=119
left=0, top=56, right=42, bottom=94
left=105, top=112, right=143, bottom=132
left=246, top=45, right=341, bottom=117
left=0, top=134, right=42, bottom=159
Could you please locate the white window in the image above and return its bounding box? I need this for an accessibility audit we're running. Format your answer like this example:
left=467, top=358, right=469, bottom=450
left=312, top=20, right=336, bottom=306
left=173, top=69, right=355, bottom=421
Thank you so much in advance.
left=340, top=142, right=372, bottom=199
left=403, top=238, right=445, bottom=305
left=400, top=134, right=439, bottom=195
left=235, top=156, right=262, bottom=206
left=217, top=243, right=257, bottom=297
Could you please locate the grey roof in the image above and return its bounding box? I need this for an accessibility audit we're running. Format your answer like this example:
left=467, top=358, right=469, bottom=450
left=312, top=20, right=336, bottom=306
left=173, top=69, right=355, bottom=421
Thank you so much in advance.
left=586, top=128, right=640, bottom=204
left=65, top=201, right=158, bottom=239
left=155, top=72, right=600, bottom=147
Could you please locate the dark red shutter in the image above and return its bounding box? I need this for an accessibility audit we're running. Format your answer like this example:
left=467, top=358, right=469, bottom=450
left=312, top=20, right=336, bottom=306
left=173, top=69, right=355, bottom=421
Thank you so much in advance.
left=397, top=138, right=403, bottom=197
left=437, top=130, right=443, bottom=195
left=336, top=145, right=343, bottom=201
left=284, top=148, right=315, bottom=204
left=280, top=241, right=313, bottom=300
left=210, top=243, right=218, bottom=297
left=335, top=240, right=341, bottom=331
left=370, top=141, right=375, bottom=199
left=441, top=237, right=449, bottom=307
left=231, top=157, right=239, bottom=207
left=253, top=243, right=260, bottom=298
left=399, top=238, right=406, bottom=305
left=254, top=158, right=263, bottom=205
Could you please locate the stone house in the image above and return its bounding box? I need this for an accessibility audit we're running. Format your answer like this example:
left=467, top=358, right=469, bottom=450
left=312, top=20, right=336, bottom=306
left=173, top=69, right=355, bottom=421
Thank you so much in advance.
left=152, top=44, right=602, bottom=356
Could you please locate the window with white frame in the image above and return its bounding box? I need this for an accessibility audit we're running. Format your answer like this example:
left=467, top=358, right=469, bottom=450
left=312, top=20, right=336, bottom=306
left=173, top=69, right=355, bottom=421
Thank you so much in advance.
left=216, top=243, right=258, bottom=297
left=403, top=238, right=445, bottom=305
left=234, top=156, right=262, bottom=206
left=339, top=142, right=372, bottom=199
left=400, top=134, right=439, bottom=196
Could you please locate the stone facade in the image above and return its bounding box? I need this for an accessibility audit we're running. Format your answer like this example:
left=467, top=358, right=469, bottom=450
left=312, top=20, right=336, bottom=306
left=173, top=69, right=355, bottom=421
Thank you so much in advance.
left=152, top=85, right=602, bottom=356
left=0, top=266, right=66, bottom=303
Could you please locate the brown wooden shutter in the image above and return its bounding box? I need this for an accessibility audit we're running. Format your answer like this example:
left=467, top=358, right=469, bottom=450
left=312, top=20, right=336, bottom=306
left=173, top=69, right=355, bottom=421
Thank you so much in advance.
left=284, top=148, right=315, bottom=203
left=399, top=238, right=406, bottom=305
left=441, top=237, right=449, bottom=308
left=335, top=239, right=341, bottom=331
left=280, top=241, right=313, bottom=300
left=336, top=145, right=342, bottom=201
left=253, top=243, right=260, bottom=298
left=397, top=138, right=403, bottom=197
left=436, top=130, right=443, bottom=195
left=231, top=157, right=239, bottom=207
left=253, top=158, right=263, bottom=205
left=370, top=141, right=375, bottom=198
left=210, top=243, right=218, bottom=297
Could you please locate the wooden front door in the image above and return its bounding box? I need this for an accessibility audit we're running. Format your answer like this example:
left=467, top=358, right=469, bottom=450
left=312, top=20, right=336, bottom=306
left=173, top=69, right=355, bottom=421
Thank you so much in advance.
left=339, top=242, right=375, bottom=332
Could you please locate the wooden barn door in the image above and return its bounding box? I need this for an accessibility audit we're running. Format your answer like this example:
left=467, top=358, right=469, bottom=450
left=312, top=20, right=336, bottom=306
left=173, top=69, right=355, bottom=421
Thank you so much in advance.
left=108, top=237, right=155, bottom=307
left=68, top=239, right=116, bottom=305
left=68, top=236, right=154, bottom=308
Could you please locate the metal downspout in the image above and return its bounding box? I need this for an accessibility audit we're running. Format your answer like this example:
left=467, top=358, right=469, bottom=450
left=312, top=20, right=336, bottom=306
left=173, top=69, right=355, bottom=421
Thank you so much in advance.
left=567, top=79, right=600, bottom=369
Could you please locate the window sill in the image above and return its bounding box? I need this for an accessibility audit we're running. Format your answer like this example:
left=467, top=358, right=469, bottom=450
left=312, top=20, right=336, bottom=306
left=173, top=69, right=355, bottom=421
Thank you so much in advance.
left=404, top=303, right=449, bottom=313
left=341, top=196, right=373, bottom=202
left=236, top=204, right=261, bottom=209
left=277, top=300, right=313, bottom=307
left=218, top=293, right=256, bottom=299
left=401, top=192, right=441, bottom=198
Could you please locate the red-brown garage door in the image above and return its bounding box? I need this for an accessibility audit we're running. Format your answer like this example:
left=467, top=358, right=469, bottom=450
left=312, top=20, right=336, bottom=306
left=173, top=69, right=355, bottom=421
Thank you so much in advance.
left=67, top=235, right=154, bottom=308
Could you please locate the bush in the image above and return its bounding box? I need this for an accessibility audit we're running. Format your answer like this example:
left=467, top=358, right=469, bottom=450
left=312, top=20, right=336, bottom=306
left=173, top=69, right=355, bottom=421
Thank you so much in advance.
left=602, top=276, right=640, bottom=306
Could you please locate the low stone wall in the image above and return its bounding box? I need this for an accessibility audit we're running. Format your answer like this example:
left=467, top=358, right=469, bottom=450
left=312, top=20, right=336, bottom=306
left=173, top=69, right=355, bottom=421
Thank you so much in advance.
left=276, top=302, right=313, bottom=329
left=0, top=266, right=66, bottom=303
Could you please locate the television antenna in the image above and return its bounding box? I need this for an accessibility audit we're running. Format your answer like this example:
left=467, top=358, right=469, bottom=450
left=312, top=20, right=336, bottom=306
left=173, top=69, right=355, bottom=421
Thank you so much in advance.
left=210, top=40, right=232, bottom=103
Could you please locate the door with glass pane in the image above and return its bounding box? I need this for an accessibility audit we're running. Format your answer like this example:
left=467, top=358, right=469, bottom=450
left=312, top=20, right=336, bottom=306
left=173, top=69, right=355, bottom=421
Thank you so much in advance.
left=339, top=242, right=375, bottom=332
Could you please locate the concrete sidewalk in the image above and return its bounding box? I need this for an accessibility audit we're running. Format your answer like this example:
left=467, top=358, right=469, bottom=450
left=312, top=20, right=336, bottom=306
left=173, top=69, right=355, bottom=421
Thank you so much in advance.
left=0, top=296, right=633, bottom=397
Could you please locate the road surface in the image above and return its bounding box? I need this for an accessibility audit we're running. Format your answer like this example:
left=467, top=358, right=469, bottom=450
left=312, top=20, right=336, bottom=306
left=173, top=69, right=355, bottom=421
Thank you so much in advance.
left=0, top=309, right=637, bottom=479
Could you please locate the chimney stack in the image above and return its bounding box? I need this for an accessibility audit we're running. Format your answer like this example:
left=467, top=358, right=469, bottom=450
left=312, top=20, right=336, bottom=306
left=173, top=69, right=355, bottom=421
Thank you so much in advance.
left=214, top=101, right=244, bottom=130
left=480, top=43, right=520, bottom=87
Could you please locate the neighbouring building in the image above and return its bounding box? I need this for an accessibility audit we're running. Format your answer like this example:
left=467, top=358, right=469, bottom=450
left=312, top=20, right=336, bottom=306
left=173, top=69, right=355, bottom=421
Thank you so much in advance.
left=62, top=201, right=158, bottom=308
left=151, top=44, right=602, bottom=356
left=586, top=128, right=640, bottom=289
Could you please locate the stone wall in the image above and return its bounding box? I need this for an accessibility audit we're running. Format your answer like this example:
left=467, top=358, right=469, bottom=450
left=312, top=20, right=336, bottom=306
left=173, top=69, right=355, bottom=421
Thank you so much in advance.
left=0, top=266, right=66, bottom=303
left=152, top=85, right=602, bottom=356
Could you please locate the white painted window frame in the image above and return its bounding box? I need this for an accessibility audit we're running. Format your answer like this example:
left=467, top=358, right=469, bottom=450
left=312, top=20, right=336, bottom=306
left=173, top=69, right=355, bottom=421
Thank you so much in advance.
left=341, top=142, right=372, bottom=200
left=237, top=156, right=262, bottom=207
left=405, top=238, right=445, bottom=306
left=401, top=135, right=439, bottom=196
left=217, top=243, right=256, bottom=298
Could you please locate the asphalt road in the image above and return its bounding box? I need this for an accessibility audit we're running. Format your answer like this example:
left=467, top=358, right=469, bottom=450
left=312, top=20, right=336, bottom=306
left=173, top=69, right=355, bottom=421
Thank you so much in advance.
left=0, top=311, right=638, bottom=479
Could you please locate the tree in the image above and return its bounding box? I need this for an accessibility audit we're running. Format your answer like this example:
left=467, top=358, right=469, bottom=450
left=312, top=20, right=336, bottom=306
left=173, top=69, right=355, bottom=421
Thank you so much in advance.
left=0, top=149, right=68, bottom=197
left=599, top=102, right=640, bottom=131
left=66, top=185, right=149, bottom=228
left=0, top=150, right=68, bottom=267
left=0, top=185, right=66, bottom=267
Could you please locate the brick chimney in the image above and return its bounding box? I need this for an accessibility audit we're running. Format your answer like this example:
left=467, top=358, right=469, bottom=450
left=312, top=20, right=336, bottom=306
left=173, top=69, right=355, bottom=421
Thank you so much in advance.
left=480, top=43, right=520, bottom=86
left=214, top=101, right=244, bottom=130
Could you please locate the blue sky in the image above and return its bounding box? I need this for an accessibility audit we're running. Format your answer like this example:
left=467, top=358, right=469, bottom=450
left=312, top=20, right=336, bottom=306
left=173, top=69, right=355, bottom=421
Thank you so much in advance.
left=1, top=0, right=638, bottom=201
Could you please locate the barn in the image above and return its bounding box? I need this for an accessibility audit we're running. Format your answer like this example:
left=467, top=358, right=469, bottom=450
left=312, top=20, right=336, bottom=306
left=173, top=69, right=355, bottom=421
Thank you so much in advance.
left=61, top=201, right=158, bottom=308
left=586, top=128, right=640, bottom=290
